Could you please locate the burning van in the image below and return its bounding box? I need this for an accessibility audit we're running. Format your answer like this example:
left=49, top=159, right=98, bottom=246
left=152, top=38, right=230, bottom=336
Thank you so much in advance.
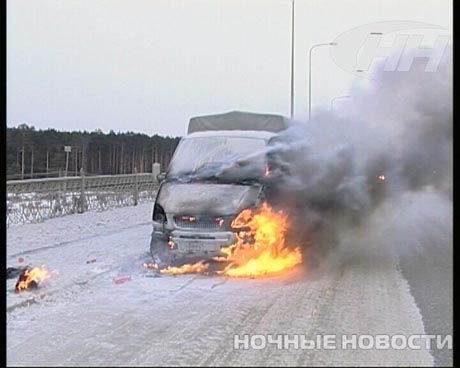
left=150, top=111, right=289, bottom=268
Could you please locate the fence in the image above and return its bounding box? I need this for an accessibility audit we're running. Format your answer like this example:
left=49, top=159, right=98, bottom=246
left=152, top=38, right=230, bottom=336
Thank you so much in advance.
left=6, top=170, right=160, bottom=226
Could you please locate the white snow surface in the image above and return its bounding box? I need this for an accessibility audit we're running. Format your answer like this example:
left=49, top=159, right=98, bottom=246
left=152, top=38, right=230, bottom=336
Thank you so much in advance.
left=7, top=203, right=434, bottom=366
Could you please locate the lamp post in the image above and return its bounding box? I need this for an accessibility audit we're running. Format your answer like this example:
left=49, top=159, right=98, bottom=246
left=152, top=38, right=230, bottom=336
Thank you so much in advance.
left=289, top=0, right=295, bottom=119
left=356, top=32, right=383, bottom=75
left=308, top=42, right=337, bottom=120
left=330, top=95, right=350, bottom=111
left=64, top=146, right=71, bottom=177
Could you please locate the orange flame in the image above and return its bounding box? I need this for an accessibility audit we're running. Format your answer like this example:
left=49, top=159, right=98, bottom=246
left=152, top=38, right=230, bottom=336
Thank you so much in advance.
left=218, top=202, right=302, bottom=277
left=15, top=266, right=53, bottom=292
left=159, top=260, right=209, bottom=275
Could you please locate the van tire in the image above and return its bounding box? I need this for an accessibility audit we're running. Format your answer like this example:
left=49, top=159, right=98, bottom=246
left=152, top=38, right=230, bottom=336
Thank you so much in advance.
left=150, top=235, right=172, bottom=269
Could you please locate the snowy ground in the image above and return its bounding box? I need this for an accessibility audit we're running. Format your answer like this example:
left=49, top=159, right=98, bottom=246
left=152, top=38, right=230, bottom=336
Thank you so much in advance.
left=6, top=196, right=452, bottom=366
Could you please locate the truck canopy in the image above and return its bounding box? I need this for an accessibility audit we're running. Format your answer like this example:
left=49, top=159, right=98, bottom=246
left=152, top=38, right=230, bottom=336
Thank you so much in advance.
left=188, top=111, right=288, bottom=134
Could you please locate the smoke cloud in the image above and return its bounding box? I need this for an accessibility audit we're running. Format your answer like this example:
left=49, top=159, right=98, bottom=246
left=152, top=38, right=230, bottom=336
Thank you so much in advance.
left=264, top=47, right=452, bottom=261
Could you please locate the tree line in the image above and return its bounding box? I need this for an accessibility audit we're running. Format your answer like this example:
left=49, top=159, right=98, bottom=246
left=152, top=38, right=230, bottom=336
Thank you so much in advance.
left=7, top=124, right=181, bottom=180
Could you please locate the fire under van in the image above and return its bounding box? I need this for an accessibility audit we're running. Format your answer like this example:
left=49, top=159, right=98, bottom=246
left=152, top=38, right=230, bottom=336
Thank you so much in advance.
left=150, top=111, right=289, bottom=268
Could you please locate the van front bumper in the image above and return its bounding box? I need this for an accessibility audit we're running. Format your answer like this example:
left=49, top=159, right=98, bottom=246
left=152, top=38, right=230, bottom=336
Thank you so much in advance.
left=168, top=230, right=237, bottom=257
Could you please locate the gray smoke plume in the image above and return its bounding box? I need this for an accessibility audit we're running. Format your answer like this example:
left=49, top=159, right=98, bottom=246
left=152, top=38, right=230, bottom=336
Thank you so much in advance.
left=264, top=47, right=452, bottom=260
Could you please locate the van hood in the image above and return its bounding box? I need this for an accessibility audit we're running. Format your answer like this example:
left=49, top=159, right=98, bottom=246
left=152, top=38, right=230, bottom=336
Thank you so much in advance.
left=157, top=182, right=262, bottom=215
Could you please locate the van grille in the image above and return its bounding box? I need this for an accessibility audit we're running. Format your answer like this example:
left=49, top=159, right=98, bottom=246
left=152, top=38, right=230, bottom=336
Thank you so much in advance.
left=174, top=215, right=228, bottom=230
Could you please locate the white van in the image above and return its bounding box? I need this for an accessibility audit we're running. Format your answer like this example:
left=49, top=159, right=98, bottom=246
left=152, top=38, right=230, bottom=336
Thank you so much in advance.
left=150, top=111, right=288, bottom=268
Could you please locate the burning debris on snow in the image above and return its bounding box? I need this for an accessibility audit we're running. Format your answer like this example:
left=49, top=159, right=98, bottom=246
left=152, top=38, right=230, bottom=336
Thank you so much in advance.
left=14, top=266, right=55, bottom=293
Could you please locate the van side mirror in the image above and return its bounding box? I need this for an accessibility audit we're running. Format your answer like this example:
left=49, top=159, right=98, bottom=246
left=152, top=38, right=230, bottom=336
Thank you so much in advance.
left=156, top=172, right=166, bottom=182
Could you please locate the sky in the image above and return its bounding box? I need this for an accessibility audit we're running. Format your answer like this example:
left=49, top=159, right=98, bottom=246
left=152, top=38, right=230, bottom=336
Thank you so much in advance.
left=7, top=0, right=452, bottom=137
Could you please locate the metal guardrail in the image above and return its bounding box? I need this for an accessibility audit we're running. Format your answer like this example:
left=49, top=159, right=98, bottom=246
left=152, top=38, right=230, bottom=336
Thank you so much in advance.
left=6, top=172, right=160, bottom=226
left=7, top=170, right=64, bottom=181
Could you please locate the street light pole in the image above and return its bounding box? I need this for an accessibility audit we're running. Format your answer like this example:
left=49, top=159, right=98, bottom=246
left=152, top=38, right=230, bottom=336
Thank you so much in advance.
left=289, top=0, right=295, bottom=119
left=64, top=146, right=72, bottom=177
left=331, top=95, right=350, bottom=111
left=65, top=152, right=69, bottom=177
left=355, top=32, right=383, bottom=75
left=308, top=42, right=337, bottom=120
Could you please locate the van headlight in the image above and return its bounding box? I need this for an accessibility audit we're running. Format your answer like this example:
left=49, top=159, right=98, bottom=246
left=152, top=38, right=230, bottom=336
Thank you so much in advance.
left=152, top=203, right=167, bottom=223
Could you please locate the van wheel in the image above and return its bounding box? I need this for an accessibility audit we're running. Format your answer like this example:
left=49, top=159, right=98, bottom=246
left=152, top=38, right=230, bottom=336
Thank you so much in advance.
left=150, top=235, right=172, bottom=269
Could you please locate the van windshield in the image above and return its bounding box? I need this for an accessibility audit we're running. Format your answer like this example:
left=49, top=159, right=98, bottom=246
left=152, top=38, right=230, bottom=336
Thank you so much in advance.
left=168, top=136, right=267, bottom=180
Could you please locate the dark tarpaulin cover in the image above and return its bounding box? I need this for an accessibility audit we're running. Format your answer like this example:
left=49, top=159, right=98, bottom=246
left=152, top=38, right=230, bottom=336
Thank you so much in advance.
left=188, top=111, right=288, bottom=134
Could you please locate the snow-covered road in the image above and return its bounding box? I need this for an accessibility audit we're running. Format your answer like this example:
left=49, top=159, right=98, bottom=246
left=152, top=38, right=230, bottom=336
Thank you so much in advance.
left=6, top=195, right=452, bottom=366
